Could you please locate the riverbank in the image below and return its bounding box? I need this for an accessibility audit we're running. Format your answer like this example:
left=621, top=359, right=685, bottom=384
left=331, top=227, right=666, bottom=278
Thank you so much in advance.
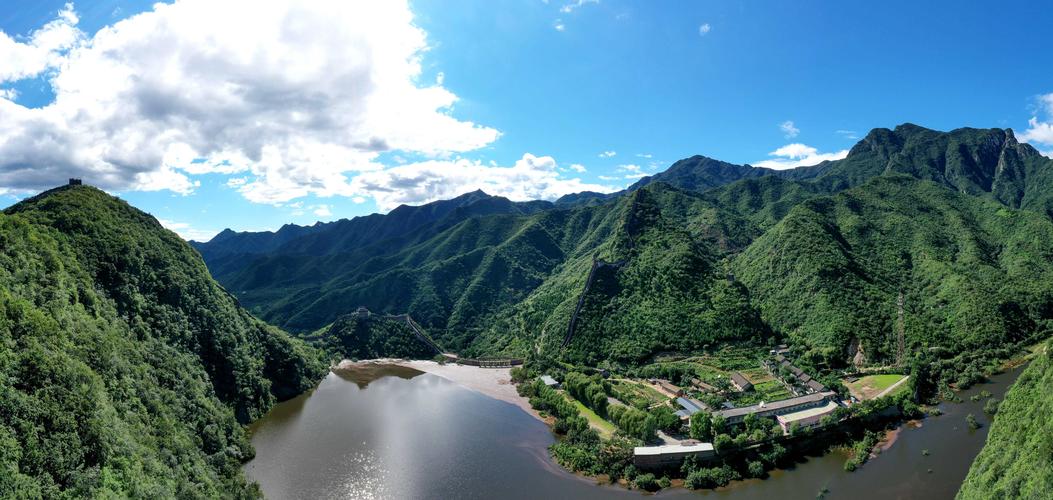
left=336, top=358, right=543, bottom=421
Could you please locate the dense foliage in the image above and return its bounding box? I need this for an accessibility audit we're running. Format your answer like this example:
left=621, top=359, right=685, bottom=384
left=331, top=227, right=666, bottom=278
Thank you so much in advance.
left=0, top=186, right=327, bottom=498
left=732, top=175, right=1053, bottom=369
left=958, top=343, right=1053, bottom=499
left=315, top=314, right=436, bottom=360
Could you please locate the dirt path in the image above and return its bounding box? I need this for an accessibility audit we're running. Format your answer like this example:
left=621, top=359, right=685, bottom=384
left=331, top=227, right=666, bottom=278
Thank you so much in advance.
left=874, top=375, right=911, bottom=399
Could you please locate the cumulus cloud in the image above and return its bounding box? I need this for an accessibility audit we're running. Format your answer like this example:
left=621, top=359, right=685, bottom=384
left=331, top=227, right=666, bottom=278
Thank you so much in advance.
left=0, top=3, right=83, bottom=83
left=313, top=204, right=332, bottom=217
left=1019, top=93, right=1053, bottom=148
left=569, top=163, right=586, bottom=172
left=0, top=0, right=499, bottom=203
left=349, top=153, right=615, bottom=210
left=752, top=143, right=848, bottom=170
left=698, top=23, right=711, bottom=36
left=598, top=150, right=617, bottom=158
left=560, top=0, right=600, bottom=14
left=616, top=164, right=646, bottom=179
left=158, top=218, right=218, bottom=242
left=780, top=120, right=800, bottom=138
left=553, top=19, right=566, bottom=32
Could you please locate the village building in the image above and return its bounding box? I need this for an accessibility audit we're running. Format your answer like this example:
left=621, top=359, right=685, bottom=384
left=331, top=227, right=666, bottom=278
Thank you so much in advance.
left=768, top=354, right=828, bottom=394
left=654, top=379, right=684, bottom=397
left=776, top=400, right=841, bottom=432
left=729, top=372, right=753, bottom=392
left=714, top=391, right=839, bottom=426
left=690, top=378, right=718, bottom=393
left=674, top=397, right=708, bottom=419
left=633, top=442, right=715, bottom=469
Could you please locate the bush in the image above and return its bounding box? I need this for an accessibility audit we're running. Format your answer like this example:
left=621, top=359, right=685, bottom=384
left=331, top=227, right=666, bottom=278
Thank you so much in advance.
left=966, top=413, right=981, bottom=430
left=983, top=398, right=1000, bottom=415
left=748, top=460, right=766, bottom=478
left=685, top=465, right=741, bottom=489
left=634, top=473, right=659, bottom=492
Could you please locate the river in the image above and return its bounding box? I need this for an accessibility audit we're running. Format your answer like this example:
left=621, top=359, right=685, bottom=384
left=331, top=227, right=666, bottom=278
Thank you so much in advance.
left=244, top=364, right=1022, bottom=499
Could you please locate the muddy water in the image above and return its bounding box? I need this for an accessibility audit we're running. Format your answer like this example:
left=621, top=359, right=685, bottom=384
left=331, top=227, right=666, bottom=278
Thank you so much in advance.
left=245, top=365, right=1022, bottom=499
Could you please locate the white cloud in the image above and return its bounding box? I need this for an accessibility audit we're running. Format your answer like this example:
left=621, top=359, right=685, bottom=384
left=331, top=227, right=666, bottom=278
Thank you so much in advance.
left=0, top=3, right=83, bottom=83
left=698, top=23, right=711, bottom=36
left=835, top=129, right=858, bottom=140
left=569, top=163, right=586, bottom=172
left=617, top=164, right=641, bottom=173
left=0, top=0, right=499, bottom=204
left=553, top=19, right=566, bottom=32
left=158, top=218, right=218, bottom=242
left=752, top=143, right=848, bottom=170
left=780, top=120, right=800, bottom=139
left=635, top=153, right=652, bottom=158
left=560, top=0, right=600, bottom=14
left=1019, top=93, right=1053, bottom=149
left=313, top=204, right=332, bottom=217
left=349, top=153, right=615, bottom=210
left=598, top=175, right=618, bottom=181
left=599, top=150, right=617, bottom=158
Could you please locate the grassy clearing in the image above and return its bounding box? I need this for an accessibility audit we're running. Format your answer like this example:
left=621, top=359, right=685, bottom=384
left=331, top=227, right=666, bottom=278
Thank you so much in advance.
left=844, top=374, right=907, bottom=400
left=567, top=396, right=617, bottom=439
left=736, top=380, right=793, bottom=405
left=610, top=379, right=667, bottom=408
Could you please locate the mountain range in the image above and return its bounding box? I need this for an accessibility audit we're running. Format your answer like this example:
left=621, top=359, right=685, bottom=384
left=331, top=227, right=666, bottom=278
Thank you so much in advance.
left=194, top=124, right=1053, bottom=367
left=3, top=123, right=1050, bottom=497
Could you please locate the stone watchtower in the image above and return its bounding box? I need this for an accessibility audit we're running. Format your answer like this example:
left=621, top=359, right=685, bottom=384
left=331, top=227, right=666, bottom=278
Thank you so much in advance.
left=68, top=178, right=82, bottom=186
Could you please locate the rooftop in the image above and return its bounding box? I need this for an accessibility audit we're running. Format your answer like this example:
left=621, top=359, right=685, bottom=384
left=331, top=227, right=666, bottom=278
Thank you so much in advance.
left=634, top=442, right=714, bottom=456
left=676, top=397, right=705, bottom=414
left=540, top=375, right=558, bottom=386
left=777, top=400, right=841, bottom=423
left=715, top=391, right=837, bottom=419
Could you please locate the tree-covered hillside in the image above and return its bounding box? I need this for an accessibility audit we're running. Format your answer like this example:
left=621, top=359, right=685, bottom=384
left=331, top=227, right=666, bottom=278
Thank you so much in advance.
left=731, top=176, right=1053, bottom=369
left=311, top=313, right=437, bottom=361
left=0, top=185, right=327, bottom=497
left=958, top=343, right=1053, bottom=499
left=188, top=125, right=1053, bottom=374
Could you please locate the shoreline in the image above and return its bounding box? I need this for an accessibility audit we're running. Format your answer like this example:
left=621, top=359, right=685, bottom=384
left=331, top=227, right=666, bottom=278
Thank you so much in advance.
left=335, top=358, right=545, bottom=422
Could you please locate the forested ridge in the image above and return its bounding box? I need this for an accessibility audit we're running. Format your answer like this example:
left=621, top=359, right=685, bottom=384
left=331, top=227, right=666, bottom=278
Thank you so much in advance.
left=0, top=185, right=327, bottom=498
left=15, top=123, right=1053, bottom=497
left=192, top=124, right=1053, bottom=499
left=958, top=343, right=1053, bottom=498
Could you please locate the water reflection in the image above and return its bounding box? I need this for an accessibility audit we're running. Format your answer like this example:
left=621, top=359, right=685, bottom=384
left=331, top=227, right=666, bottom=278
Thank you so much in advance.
left=246, top=365, right=1024, bottom=500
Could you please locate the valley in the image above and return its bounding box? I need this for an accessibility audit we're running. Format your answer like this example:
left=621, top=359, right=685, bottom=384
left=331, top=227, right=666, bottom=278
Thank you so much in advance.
left=2, top=124, right=1051, bottom=498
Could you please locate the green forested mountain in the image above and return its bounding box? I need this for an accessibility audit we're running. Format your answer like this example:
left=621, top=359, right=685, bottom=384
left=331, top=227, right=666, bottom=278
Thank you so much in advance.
left=958, top=343, right=1053, bottom=499
left=731, top=175, right=1053, bottom=368
left=0, top=185, right=327, bottom=497
left=310, top=313, right=437, bottom=361
left=195, top=124, right=1053, bottom=370
left=193, top=189, right=552, bottom=285
left=626, top=155, right=779, bottom=192
left=6, top=123, right=1053, bottom=496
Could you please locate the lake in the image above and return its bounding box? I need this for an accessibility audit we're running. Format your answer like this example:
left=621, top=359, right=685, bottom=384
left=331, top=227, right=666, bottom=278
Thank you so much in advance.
left=245, top=364, right=1022, bottom=499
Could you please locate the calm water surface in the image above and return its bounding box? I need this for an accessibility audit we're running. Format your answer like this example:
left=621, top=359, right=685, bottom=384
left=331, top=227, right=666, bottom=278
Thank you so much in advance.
left=245, top=364, right=1022, bottom=500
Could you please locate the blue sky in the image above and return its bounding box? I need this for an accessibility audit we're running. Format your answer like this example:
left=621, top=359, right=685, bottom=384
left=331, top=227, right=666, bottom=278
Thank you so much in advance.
left=1, top=0, right=1052, bottom=241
